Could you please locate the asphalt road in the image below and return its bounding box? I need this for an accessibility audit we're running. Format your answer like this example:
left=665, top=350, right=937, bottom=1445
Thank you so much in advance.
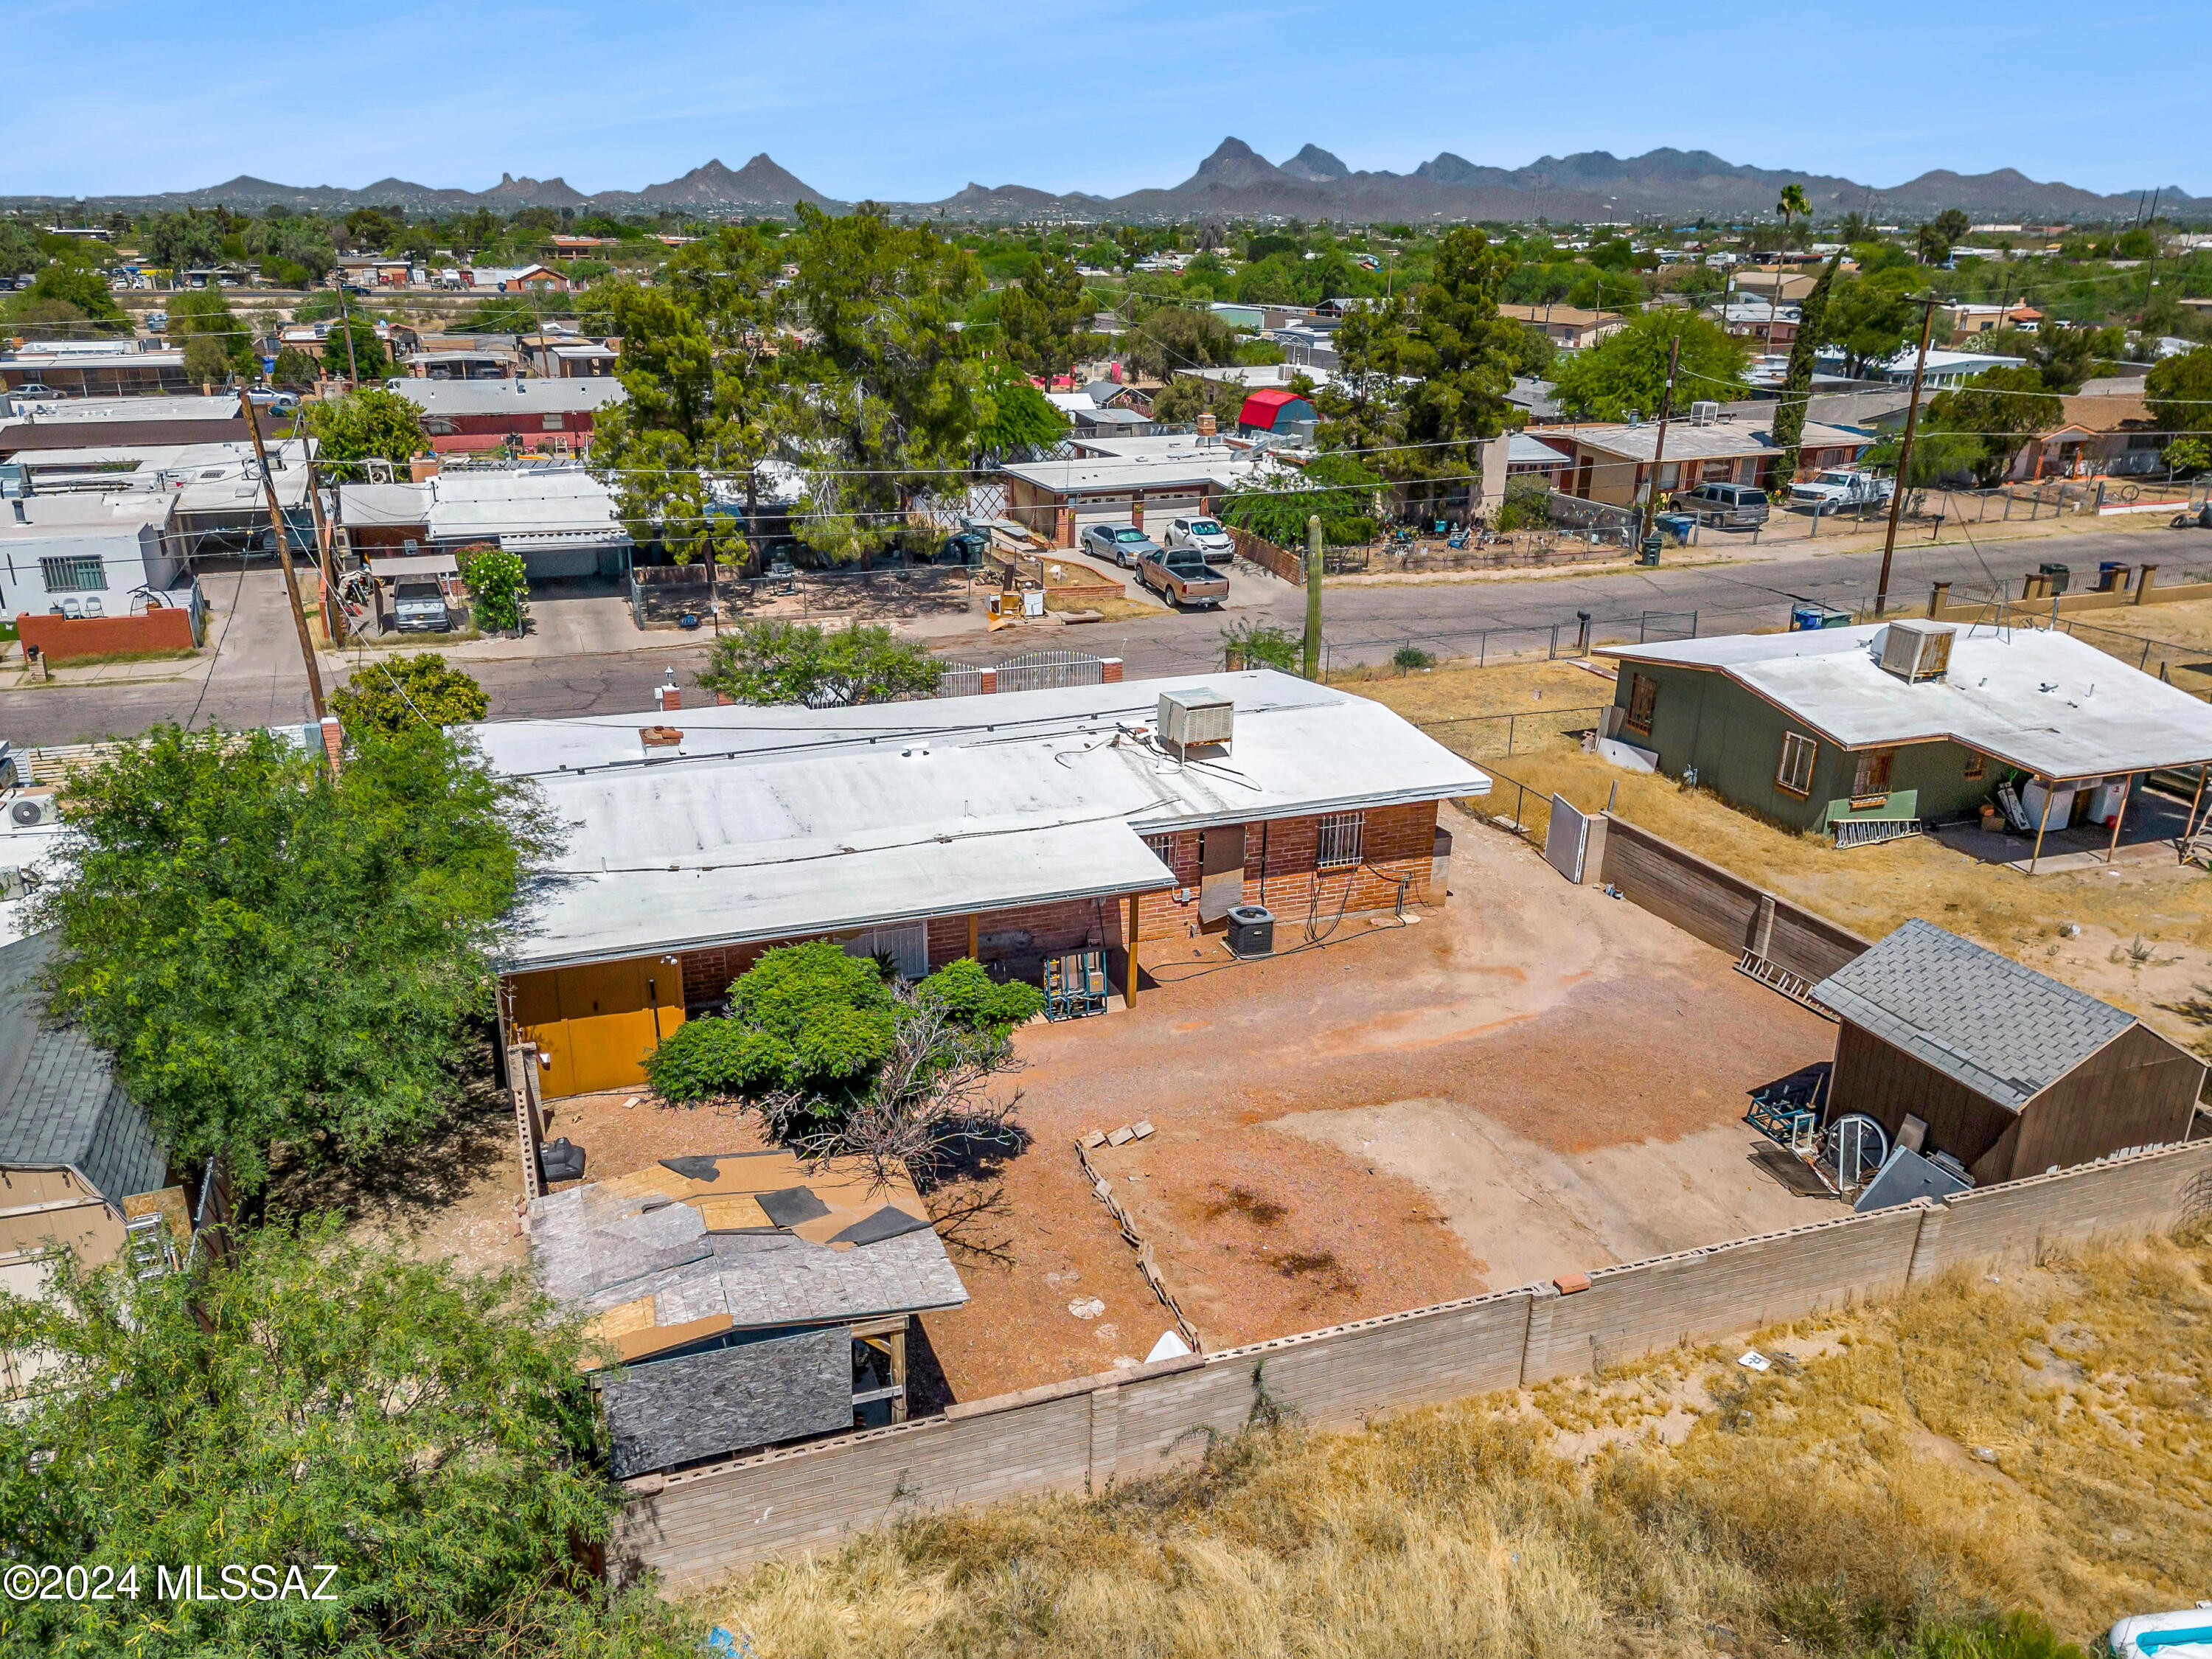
left=4, top=524, right=2206, bottom=748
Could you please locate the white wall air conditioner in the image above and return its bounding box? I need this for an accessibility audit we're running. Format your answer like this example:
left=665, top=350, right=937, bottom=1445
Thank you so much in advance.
left=1158, top=688, right=1234, bottom=751
left=1688, top=400, right=1720, bottom=426
left=7, top=790, right=60, bottom=827
left=1878, top=619, right=1955, bottom=682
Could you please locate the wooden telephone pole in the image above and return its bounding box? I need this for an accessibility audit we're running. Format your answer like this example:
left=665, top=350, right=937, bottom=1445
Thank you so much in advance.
left=1638, top=334, right=1683, bottom=557
left=237, top=390, right=327, bottom=723
left=1873, top=296, right=1942, bottom=616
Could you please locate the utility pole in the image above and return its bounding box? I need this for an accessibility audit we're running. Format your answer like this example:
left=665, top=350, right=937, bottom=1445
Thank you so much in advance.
left=335, top=282, right=361, bottom=389
left=300, top=439, right=343, bottom=646
left=1301, top=514, right=1324, bottom=681
left=1638, top=334, right=1683, bottom=558
left=1873, top=296, right=1942, bottom=616
left=238, top=389, right=328, bottom=723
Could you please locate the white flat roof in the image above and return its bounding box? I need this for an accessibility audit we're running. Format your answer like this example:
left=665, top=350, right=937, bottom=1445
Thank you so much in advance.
left=1601, top=624, right=2212, bottom=780
left=0, top=493, right=170, bottom=540
left=0, top=394, right=241, bottom=428
left=388, top=379, right=626, bottom=418
left=474, top=670, right=1489, bottom=972
left=420, top=467, right=626, bottom=543
left=1568, top=419, right=1868, bottom=463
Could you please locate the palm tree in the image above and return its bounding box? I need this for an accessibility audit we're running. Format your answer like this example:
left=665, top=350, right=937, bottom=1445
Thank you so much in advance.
left=1775, top=183, right=1811, bottom=243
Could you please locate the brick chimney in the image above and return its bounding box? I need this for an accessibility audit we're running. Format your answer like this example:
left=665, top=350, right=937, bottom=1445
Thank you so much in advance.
left=319, top=715, right=344, bottom=773
left=654, top=684, right=682, bottom=713
left=1197, top=411, right=1217, bottom=438
left=410, top=451, right=441, bottom=482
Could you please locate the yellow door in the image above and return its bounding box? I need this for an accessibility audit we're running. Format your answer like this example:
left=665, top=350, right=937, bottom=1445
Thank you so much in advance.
left=509, top=958, right=686, bottom=1099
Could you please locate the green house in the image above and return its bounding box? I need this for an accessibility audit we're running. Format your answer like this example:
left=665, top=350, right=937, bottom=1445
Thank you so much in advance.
left=1597, top=622, right=2212, bottom=845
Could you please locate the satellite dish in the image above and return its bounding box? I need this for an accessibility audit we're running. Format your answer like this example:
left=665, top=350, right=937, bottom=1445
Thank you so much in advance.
left=1828, top=1113, right=1890, bottom=1189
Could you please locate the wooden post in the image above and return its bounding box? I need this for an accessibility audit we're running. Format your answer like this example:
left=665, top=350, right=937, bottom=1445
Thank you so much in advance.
left=967, top=912, right=979, bottom=962
left=2027, top=780, right=2055, bottom=876
left=889, top=1321, right=908, bottom=1425
left=237, top=389, right=327, bottom=724
left=2185, top=765, right=2209, bottom=849
left=2106, top=778, right=2130, bottom=865
left=1123, top=892, right=1141, bottom=1006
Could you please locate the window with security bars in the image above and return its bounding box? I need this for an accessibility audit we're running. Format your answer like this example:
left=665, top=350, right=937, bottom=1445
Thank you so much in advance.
left=40, top=554, right=108, bottom=594
left=1776, top=732, right=1817, bottom=796
left=1143, top=832, right=1173, bottom=866
left=1315, top=811, right=1364, bottom=869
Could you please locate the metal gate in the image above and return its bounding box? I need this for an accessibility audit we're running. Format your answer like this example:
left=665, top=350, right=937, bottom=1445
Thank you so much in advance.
left=992, top=650, right=1107, bottom=694
left=1543, top=793, right=1596, bottom=882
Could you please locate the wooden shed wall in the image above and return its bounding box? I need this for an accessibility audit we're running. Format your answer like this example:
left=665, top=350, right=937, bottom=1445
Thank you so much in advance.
left=2014, top=1023, right=2205, bottom=1181
left=1826, top=1020, right=2019, bottom=1178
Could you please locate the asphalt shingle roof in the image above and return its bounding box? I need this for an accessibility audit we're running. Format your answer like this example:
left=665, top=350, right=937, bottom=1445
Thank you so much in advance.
left=0, top=933, right=166, bottom=1205
left=1811, top=919, right=2134, bottom=1113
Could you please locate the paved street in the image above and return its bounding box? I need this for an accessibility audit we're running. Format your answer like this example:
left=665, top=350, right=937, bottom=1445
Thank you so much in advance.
left=3, top=524, right=2207, bottom=748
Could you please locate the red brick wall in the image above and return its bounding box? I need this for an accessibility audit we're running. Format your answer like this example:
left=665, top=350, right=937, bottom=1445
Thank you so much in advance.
left=1135, top=801, right=1438, bottom=940
left=671, top=802, right=1438, bottom=1004
left=16, top=608, right=197, bottom=664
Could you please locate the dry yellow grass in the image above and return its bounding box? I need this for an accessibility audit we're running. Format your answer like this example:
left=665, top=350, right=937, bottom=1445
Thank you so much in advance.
left=698, top=1231, right=2212, bottom=1658
left=1344, top=662, right=2212, bottom=1050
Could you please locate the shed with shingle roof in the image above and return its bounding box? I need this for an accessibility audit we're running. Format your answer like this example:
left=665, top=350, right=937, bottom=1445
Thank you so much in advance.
left=0, top=933, right=169, bottom=1284
left=1812, top=919, right=2202, bottom=1184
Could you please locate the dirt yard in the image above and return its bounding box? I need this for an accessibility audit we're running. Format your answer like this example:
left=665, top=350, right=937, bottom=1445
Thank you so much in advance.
left=922, top=806, right=1841, bottom=1401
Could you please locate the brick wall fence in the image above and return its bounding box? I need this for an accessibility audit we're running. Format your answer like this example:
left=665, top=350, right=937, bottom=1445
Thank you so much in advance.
left=1599, top=812, right=1868, bottom=982
left=16, top=607, right=198, bottom=664
left=1224, top=524, right=1305, bottom=587
left=613, top=1138, right=2212, bottom=1591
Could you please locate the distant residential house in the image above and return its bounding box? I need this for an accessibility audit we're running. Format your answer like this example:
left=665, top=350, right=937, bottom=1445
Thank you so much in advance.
left=1312, top=296, right=1376, bottom=320
left=547, top=235, right=620, bottom=260
left=1713, top=299, right=1801, bottom=348
left=1941, top=302, right=2042, bottom=335
left=2011, top=392, right=2166, bottom=481
left=336, top=465, right=632, bottom=580
left=333, top=257, right=414, bottom=288
left=1554, top=414, right=1872, bottom=507
left=1265, top=322, right=1339, bottom=371
left=0, top=341, right=189, bottom=397
left=463, top=262, right=568, bottom=294
left=384, top=377, right=627, bottom=455
left=1503, top=431, right=1574, bottom=481
left=0, top=394, right=251, bottom=456
left=521, top=337, right=620, bottom=378
left=1840, top=348, right=2028, bottom=390
left=1497, top=304, right=1627, bottom=349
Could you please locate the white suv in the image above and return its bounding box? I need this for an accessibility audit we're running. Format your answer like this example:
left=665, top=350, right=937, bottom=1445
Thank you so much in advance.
left=1164, top=515, right=1234, bottom=565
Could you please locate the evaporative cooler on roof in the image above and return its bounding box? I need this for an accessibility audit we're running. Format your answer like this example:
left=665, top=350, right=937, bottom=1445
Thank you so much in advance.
left=1878, top=619, right=1954, bottom=683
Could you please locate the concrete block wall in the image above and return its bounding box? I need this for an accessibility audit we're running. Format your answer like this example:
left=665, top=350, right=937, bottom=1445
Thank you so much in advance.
left=1599, top=813, right=1873, bottom=980
left=614, top=1138, right=2212, bottom=1593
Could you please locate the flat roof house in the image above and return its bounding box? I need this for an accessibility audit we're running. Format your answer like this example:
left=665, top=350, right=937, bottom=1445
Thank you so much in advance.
left=528, top=1150, right=967, bottom=1474
left=1812, top=919, right=2203, bottom=1186
left=1498, top=303, right=1627, bottom=349
left=385, top=377, right=626, bottom=456
left=1599, top=622, right=2212, bottom=858
left=337, top=465, right=632, bottom=579
left=1001, top=444, right=1259, bottom=546
left=0, top=493, right=184, bottom=619
left=473, top=671, right=1488, bottom=1099
left=1555, top=416, right=1872, bottom=507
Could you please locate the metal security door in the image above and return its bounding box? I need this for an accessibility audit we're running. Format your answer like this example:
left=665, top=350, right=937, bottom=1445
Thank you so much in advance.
left=1199, top=824, right=1246, bottom=922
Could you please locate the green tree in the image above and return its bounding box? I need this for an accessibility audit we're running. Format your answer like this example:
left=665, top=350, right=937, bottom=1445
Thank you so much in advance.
left=781, top=204, right=981, bottom=561
left=1550, top=310, right=1750, bottom=422
left=271, top=344, right=320, bottom=386
left=1313, top=228, right=1528, bottom=517
left=1220, top=452, right=1382, bottom=546
left=2162, top=434, right=2208, bottom=481
left=0, top=1218, right=692, bottom=1658
left=33, top=725, right=553, bottom=1189
left=1122, top=306, right=1239, bottom=379
left=329, top=653, right=490, bottom=739
left=0, top=218, right=38, bottom=279
left=18, top=261, right=128, bottom=330
left=462, top=544, right=531, bottom=633
left=341, top=205, right=406, bottom=251
left=647, top=939, right=894, bottom=1111
left=144, top=210, right=226, bottom=275
left=1150, top=372, right=1246, bottom=425
left=1220, top=616, right=1301, bottom=669
left=1771, top=252, right=1843, bottom=479
left=2146, top=345, right=2212, bottom=437
left=301, top=386, right=428, bottom=473
left=697, top=619, right=944, bottom=706
left=167, top=287, right=253, bottom=382
left=1775, top=182, right=1811, bottom=244
left=997, top=250, right=1094, bottom=382
left=973, top=363, right=1068, bottom=455
left=1919, top=366, right=2060, bottom=484
left=317, top=313, right=389, bottom=382
left=585, top=229, right=787, bottom=570
left=1820, top=269, right=1921, bottom=376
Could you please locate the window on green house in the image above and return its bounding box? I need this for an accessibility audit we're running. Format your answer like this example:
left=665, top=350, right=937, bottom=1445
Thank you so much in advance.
left=1852, top=749, right=1894, bottom=797
left=1777, top=731, right=1817, bottom=796
left=1624, top=672, right=1658, bottom=735
left=1964, top=752, right=1985, bottom=780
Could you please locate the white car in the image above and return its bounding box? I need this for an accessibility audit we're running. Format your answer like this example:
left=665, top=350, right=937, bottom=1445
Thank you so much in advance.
left=1164, top=515, right=1235, bottom=566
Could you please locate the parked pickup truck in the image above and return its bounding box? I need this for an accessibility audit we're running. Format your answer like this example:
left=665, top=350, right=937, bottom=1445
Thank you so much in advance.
left=1137, top=546, right=1229, bottom=609
left=1789, top=469, right=1893, bottom=514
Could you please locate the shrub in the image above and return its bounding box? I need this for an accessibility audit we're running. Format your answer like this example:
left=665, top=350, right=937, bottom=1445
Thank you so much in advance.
left=1220, top=618, right=1301, bottom=671
left=1393, top=645, right=1436, bottom=675
left=462, top=543, right=530, bottom=633
left=644, top=1017, right=788, bottom=1105
left=915, top=956, right=1045, bottom=1035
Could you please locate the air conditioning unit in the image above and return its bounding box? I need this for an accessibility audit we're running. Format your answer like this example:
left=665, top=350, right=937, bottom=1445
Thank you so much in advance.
left=1158, top=688, right=1234, bottom=752
left=1688, top=400, right=1720, bottom=426
left=1879, top=619, right=1954, bottom=682
left=8, top=790, right=60, bottom=827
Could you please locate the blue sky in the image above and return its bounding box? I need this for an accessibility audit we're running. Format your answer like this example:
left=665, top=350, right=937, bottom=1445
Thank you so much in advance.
left=8, top=0, right=2205, bottom=200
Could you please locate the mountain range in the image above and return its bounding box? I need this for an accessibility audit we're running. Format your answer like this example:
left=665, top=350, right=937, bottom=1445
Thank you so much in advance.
left=6, top=141, right=2198, bottom=224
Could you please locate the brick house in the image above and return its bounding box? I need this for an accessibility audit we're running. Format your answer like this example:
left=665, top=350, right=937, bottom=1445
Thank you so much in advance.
left=472, top=671, right=1488, bottom=1099
left=384, top=377, right=627, bottom=456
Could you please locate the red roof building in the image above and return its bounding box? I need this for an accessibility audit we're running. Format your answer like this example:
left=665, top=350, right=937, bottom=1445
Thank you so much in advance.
left=1237, top=388, right=1318, bottom=434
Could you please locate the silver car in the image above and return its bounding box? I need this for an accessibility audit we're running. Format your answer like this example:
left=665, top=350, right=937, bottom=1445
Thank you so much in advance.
left=1165, top=515, right=1235, bottom=566
left=1672, top=481, right=1770, bottom=529
left=1080, top=522, right=1161, bottom=569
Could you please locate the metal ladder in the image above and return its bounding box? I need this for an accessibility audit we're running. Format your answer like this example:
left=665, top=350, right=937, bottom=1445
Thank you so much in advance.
left=1735, top=949, right=1836, bottom=1019
left=125, top=1213, right=177, bottom=1281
